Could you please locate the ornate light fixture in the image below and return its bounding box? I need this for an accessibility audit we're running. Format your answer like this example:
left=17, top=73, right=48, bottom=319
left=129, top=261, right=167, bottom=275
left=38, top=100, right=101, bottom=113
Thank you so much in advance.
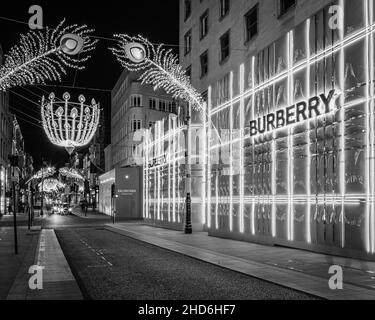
left=26, top=166, right=56, bottom=184
left=41, top=92, right=101, bottom=155
left=0, top=19, right=98, bottom=91
left=59, top=167, right=85, bottom=180
left=38, top=178, right=65, bottom=193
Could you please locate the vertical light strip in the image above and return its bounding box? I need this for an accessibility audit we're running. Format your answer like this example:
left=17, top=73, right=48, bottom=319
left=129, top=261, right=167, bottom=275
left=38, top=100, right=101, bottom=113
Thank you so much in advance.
left=251, top=56, right=256, bottom=235
left=168, top=117, right=171, bottom=222
left=229, top=71, right=234, bottom=232
left=287, top=31, right=295, bottom=241
left=157, top=122, right=161, bottom=221
left=201, top=100, right=207, bottom=225
left=306, top=19, right=312, bottom=244
left=207, top=86, right=212, bottom=228
left=172, top=117, right=176, bottom=223
left=365, top=0, right=371, bottom=253
left=339, top=0, right=346, bottom=249
left=369, top=0, right=375, bottom=253
left=239, top=64, right=245, bottom=233
left=271, top=44, right=277, bottom=238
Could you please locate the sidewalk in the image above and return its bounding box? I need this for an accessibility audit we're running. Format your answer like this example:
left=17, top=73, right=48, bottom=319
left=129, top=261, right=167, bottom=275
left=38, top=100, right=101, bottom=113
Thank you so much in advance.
left=0, top=226, right=40, bottom=299
left=106, top=222, right=375, bottom=300
left=6, top=229, right=83, bottom=300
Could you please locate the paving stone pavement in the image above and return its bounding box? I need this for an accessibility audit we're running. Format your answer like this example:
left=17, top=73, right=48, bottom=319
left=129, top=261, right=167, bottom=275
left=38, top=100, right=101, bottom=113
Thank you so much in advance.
left=7, top=229, right=82, bottom=300
left=106, top=222, right=375, bottom=300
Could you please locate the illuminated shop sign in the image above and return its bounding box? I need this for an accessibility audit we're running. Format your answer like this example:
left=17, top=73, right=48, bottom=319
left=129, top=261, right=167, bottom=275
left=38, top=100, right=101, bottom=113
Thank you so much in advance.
left=249, top=89, right=338, bottom=137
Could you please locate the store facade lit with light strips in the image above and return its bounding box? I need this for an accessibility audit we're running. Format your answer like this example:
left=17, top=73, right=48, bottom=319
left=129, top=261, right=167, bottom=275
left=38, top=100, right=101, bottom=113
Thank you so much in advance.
left=144, top=0, right=375, bottom=261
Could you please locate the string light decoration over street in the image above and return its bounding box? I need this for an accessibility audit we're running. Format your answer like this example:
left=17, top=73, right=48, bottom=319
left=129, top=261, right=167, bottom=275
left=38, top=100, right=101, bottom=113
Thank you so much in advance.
left=41, top=92, right=101, bottom=155
left=59, top=167, right=85, bottom=181
left=38, top=178, right=65, bottom=193
left=26, top=166, right=56, bottom=184
left=0, top=19, right=98, bottom=91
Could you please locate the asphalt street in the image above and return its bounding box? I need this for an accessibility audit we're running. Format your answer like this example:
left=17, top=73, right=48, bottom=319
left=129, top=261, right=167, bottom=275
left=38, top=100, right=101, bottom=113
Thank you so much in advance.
left=54, top=221, right=318, bottom=300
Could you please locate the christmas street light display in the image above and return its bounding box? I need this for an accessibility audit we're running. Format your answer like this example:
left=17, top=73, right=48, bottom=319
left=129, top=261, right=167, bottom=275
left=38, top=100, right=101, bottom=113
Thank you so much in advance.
left=38, top=178, right=65, bottom=193
left=110, top=34, right=222, bottom=144
left=0, top=19, right=98, bottom=91
left=41, top=92, right=101, bottom=155
left=110, top=34, right=205, bottom=113
left=59, top=167, right=84, bottom=181
left=26, top=166, right=56, bottom=184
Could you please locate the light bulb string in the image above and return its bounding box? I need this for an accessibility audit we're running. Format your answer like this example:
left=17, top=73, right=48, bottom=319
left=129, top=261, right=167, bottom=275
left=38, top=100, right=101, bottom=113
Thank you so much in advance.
left=0, top=47, right=60, bottom=85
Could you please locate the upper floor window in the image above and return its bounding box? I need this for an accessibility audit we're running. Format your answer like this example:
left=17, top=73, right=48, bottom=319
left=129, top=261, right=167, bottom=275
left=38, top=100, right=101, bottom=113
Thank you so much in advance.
left=245, top=4, right=259, bottom=43
left=219, top=0, right=230, bottom=19
left=149, top=98, right=157, bottom=110
left=130, top=94, right=142, bottom=107
left=159, top=100, right=167, bottom=112
left=168, top=101, right=177, bottom=113
left=185, top=65, right=192, bottom=80
left=184, top=0, right=192, bottom=21
left=279, top=0, right=296, bottom=16
left=200, top=10, right=209, bottom=40
left=184, top=29, right=192, bottom=55
left=220, top=30, right=230, bottom=63
left=132, top=119, right=142, bottom=132
left=200, top=50, right=209, bottom=77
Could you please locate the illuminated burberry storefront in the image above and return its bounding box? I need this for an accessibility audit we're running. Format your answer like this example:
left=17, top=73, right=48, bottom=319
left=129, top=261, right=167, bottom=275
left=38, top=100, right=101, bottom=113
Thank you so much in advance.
left=144, top=0, right=375, bottom=260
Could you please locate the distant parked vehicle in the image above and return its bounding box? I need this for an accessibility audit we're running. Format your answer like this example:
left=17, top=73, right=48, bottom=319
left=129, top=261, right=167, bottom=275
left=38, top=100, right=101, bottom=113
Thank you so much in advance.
left=62, top=203, right=72, bottom=215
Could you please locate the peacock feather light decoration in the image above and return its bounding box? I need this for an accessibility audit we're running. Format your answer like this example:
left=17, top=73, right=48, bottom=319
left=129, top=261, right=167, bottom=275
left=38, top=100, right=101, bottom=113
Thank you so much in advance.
left=26, top=166, right=56, bottom=184
left=0, top=19, right=98, bottom=91
left=110, top=34, right=204, bottom=113
left=59, top=167, right=85, bottom=181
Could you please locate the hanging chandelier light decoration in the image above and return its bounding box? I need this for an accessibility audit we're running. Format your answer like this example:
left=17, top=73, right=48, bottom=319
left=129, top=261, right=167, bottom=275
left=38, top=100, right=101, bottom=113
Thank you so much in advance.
left=110, top=34, right=205, bottom=114
left=38, top=178, right=65, bottom=193
left=41, top=92, right=101, bottom=155
left=59, top=167, right=85, bottom=181
left=26, top=166, right=56, bottom=184
left=0, top=19, right=98, bottom=91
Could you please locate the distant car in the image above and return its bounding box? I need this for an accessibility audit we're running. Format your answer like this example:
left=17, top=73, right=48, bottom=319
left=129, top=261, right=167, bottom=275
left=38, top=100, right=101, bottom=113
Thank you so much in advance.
left=62, top=203, right=73, bottom=215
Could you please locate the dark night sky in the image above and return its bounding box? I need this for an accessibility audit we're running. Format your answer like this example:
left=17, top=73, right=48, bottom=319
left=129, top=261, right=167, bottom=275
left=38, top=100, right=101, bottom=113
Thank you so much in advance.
left=0, top=0, right=180, bottom=169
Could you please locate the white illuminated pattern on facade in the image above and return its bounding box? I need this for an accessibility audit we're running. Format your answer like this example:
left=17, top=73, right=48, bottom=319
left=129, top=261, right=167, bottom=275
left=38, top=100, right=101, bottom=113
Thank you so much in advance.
left=144, top=0, right=375, bottom=256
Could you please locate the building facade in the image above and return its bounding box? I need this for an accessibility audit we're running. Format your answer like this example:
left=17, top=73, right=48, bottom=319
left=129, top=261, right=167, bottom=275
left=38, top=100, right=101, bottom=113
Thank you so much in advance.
left=143, top=0, right=375, bottom=260
left=111, top=70, right=177, bottom=168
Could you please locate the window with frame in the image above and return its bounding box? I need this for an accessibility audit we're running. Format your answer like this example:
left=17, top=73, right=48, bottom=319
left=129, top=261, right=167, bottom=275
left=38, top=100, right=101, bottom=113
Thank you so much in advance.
left=200, top=50, right=209, bottom=77
left=200, top=10, right=209, bottom=40
left=219, top=0, right=230, bottom=19
left=184, top=0, right=192, bottom=21
left=149, top=98, right=157, bottom=110
left=245, top=4, right=258, bottom=42
left=279, top=0, right=296, bottom=16
left=185, top=65, right=192, bottom=80
left=220, top=30, right=230, bottom=62
left=184, top=30, right=192, bottom=55
left=130, top=95, right=142, bottom=107
left=132, top=119, right=142, bottom=132
left=159, top=100, right=167, bottom=112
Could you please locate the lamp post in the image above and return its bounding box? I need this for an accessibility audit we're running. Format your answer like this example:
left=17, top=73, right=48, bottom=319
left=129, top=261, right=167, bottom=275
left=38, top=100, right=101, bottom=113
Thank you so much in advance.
left=184, top=104, right=192, bottom=234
